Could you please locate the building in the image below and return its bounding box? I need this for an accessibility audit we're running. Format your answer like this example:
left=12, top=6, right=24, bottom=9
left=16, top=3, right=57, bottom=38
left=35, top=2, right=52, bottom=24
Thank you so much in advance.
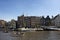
left=30, top=16, right=41, bottom=28
left=45, top=16, right=51, bottom=26
left=17, top=15, right=41, bottom=28
left=24, top=17, right=31, bottom=28
left=40, top=16, right=45, bottom=26
left=17, top=15, right=24, bottom=28
left=52, top=14, right=60, bottom=27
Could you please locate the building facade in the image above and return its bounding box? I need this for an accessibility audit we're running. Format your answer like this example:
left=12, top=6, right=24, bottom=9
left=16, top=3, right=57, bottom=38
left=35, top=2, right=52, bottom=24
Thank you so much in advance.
left=24, top=17, right=31, bottom=28
left=52, top=14, right=60, bottom=27
left=40, top=16, right=45, bottom=26
left=17, top=15, right=41, bottom=28
left=30, top=16, right=41, bottom=28
left=17, top=15, right=24, bottom=28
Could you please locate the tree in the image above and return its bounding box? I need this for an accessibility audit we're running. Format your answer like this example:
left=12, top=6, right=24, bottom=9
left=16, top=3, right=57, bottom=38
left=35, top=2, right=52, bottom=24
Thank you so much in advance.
left=24, top=21, right=26, bottom=28
left=10, top=19, right=16, bottom=29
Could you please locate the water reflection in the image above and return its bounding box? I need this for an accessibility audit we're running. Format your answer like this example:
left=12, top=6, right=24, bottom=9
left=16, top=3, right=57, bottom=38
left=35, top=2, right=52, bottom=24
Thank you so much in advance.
left=0, top=31, right=60, bottom=40
left=22, top=31, right=60, bottom=40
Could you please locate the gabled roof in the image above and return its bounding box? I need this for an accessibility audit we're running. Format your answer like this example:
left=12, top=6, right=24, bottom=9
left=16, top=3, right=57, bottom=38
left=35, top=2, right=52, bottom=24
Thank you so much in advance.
left=53, top=14, right=60, bottom=20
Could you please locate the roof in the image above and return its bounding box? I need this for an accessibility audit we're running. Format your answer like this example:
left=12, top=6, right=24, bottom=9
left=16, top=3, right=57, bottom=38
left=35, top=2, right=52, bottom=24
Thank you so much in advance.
left=52, top=14, right=60, bottom=20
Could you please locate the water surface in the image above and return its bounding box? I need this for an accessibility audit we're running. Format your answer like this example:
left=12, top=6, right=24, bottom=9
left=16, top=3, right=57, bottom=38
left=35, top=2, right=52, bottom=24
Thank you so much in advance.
left=0, top=31, right=60, bottom=40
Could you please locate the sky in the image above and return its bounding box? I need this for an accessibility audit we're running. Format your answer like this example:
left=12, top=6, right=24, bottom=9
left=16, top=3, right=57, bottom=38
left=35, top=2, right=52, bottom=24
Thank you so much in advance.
left=0, top=0, right=60, bottom=21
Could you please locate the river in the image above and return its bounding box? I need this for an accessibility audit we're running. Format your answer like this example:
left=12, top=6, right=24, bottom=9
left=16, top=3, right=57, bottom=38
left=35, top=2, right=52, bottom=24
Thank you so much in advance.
left=0, top=31, right=60, bottom=40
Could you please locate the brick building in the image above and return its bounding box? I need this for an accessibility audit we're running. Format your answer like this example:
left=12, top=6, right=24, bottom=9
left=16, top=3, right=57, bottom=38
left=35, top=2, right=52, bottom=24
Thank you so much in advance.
left=17, top=15, right=24, bottom=28
left=17, top=15, right=41, bottom=28
left=30, top=16, right=41, bottom=28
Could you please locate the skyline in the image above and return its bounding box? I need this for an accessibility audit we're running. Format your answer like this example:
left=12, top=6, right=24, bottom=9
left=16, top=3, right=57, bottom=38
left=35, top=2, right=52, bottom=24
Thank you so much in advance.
left=0, top=0, right=60, bottom=21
